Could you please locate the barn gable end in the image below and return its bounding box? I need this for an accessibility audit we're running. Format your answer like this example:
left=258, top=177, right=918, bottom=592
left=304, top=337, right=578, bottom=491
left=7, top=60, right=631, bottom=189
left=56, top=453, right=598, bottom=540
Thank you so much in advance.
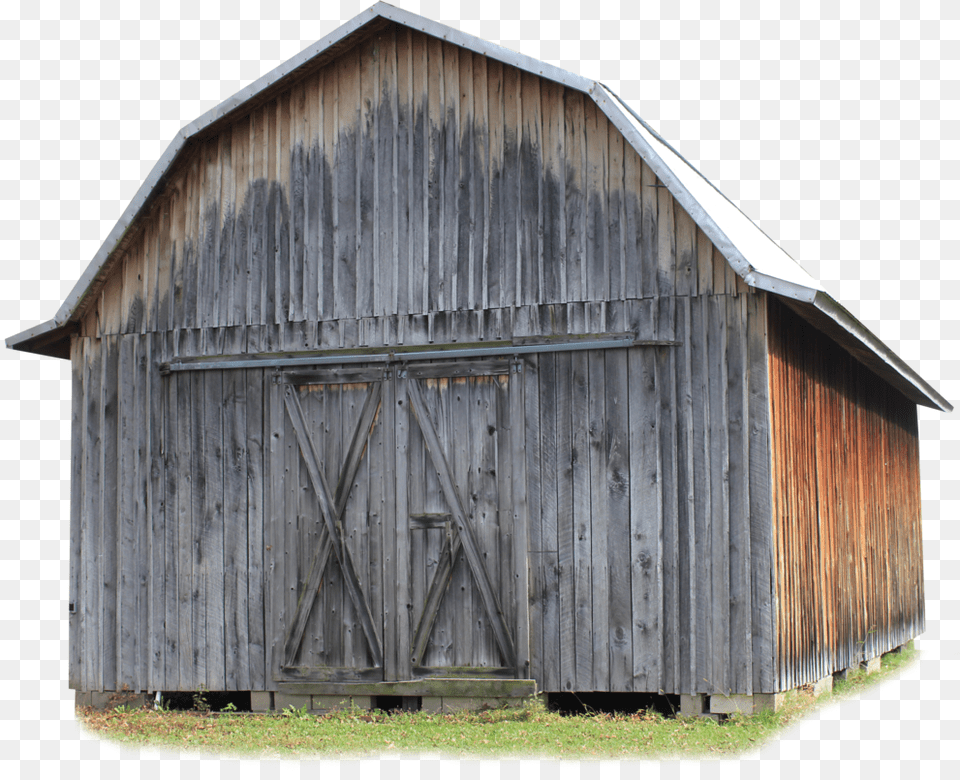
left=8, top=4, right=949, bottom=709
left=70, top=24, right=744, bottom=348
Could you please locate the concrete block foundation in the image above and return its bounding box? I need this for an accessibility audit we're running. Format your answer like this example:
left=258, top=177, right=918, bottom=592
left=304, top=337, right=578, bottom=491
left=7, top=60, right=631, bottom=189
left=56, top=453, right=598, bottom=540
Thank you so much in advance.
left=680, top=691, right=785, bottom=718
left=76, top=691, right=152, bottom=711
left=753, top=693, right=785, bottom=712
left=709, top=694, right=756, bottom=715
left=421, top=696, right=526, bottom=713
left=809, top=675, right=833, bottom=697
left=312, top=695, right=373, bottom=713
left=273, top=692, right=311, bottom=712
left=679, top=673, right=833, bottom=719
left=680, top=694, right=707, bottom=717
left=272, top=692, right=374, bottom=713
left=834, top=649, right=891, bottom=682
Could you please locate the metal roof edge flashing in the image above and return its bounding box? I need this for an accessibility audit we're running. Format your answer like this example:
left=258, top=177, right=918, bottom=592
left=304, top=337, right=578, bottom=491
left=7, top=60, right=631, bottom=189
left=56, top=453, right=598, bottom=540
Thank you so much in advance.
left=744, top=272, right=819, bottom=303
left=376, top=4, right=595, bottom=93
left=590, top=84, right=756, bottom=284
left=6, top=319, right=58, bottom=351
left=811, top=291, right=952, bottom=412
left=594, top=82, right=825, bottom=292
left=180, top=6, right=385, bottom=140
left=53, top=129, right=191, bottom=328
left=593, top=82, right=951, bottom=413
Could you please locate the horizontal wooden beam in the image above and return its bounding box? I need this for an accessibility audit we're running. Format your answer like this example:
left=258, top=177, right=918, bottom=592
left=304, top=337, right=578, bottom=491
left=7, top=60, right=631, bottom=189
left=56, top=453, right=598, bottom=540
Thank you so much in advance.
left=278, top=677, right=537, bottom=698
left=409, top=513, right=452, bottom=529
left=278, top=666, right=385, bottom=683
left=160, top=334, right=681, bottom=373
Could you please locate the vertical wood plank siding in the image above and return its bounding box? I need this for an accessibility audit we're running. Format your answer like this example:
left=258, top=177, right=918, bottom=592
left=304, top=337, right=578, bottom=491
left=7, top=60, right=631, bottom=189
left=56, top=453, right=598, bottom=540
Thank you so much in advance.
left=523, top=295, right=772, bottom=694
left=69, top=23, right=790, bottom=695
left=74, top=332, right=270, bottom=692
left=79, top=25, right=752, bottom=340
left=768, top=298, right=924, bottom=689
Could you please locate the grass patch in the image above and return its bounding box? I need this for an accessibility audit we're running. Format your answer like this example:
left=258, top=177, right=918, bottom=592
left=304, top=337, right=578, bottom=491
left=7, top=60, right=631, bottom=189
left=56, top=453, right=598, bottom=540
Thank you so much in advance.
left=77, top=643, right=917, bottom=759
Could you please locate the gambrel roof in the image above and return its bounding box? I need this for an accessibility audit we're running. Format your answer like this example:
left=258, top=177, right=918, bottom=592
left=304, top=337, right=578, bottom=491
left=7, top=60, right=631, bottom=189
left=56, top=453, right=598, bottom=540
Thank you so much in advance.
left=6, top=2, right=950, bottom=411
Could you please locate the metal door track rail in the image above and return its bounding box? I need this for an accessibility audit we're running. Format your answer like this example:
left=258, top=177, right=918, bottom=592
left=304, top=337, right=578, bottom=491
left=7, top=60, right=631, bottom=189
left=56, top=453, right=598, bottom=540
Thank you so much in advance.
left=159, top=334, right=680, bottom=374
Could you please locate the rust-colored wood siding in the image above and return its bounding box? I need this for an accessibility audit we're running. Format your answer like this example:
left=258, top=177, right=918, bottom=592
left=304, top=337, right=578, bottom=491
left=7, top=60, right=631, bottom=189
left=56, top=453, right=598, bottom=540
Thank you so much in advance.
left=768, top=298, right=924, bottom=690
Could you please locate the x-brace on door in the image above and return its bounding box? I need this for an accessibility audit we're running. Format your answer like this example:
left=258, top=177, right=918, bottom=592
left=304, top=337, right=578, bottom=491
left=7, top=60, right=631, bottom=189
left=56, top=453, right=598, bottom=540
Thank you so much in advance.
left=278, top=366, right=388, bottom=682
left=276, top=359, right=528, bottom=683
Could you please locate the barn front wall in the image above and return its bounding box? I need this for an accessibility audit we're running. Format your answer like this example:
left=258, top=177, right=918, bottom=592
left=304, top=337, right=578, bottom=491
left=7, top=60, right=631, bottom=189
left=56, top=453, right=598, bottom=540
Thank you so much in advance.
left=768, top=297, right=924, bottom=691
left=67, top=23, right=781, bottom=698
left=68, top=295, right=775, bottom=697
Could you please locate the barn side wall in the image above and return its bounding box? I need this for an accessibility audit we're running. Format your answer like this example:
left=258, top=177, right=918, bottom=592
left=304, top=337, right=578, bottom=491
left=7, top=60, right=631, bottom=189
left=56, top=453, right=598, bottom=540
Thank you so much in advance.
left=67, top=23, right=778, bottom=697
left=768, top=297, right=924, bottom=691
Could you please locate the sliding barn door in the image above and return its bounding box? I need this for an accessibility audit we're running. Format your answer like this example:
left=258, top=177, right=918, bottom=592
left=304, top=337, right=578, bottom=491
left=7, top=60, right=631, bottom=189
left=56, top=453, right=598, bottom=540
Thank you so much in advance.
left=278, top=368, right=387, bottom=682
left=400, top=360, right=523, bottom=678
left=275, top=359, right=527, bottom=683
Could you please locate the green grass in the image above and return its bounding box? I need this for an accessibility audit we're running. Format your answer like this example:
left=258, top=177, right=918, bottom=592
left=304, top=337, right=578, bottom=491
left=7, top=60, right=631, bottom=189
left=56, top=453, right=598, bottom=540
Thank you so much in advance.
left=77, top=643, right=917, bottom=759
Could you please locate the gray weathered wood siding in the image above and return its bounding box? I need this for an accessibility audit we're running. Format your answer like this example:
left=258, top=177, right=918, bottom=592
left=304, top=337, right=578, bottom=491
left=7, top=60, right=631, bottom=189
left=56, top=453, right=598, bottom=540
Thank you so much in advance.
left=68, top=23, right=777, bottom=696
left=70, top=301, right=773, bottom=695
left=523, top=294, right=774, bottom=695
left=76, top=23, right=746, bottom=342
left=71, top=330, right=269, bottom=693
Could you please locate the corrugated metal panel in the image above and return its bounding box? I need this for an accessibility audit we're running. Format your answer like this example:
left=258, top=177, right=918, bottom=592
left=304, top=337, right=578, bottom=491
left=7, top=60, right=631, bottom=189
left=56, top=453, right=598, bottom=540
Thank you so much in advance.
left=768, top=297, right=924, bottom=690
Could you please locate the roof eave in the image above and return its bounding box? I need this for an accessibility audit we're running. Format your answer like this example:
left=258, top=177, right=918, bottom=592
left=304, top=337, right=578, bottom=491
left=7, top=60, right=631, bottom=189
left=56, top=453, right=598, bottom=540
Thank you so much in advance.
left=7, top=317, right=60, bottom=349
left=6, top=318, right=73, bottom=359
left=741, top=271, right=818, bottom=303
left=809, top=291, right=952, bottom=412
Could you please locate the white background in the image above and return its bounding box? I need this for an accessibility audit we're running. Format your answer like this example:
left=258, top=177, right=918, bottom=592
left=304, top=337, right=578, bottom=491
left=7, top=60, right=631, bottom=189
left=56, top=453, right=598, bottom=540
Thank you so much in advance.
left=2, top=1, right=958, bottom=777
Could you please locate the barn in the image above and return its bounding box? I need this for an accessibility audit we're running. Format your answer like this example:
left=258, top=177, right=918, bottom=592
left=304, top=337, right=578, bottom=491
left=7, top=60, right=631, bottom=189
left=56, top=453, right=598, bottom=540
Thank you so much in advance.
left=7, top=3, right=952, bottom=717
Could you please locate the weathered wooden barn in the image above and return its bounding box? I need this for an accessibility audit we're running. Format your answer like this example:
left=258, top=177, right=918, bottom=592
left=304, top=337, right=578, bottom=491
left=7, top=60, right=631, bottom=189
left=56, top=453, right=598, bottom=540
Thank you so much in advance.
left=8, top=4, right=952, bottom=716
